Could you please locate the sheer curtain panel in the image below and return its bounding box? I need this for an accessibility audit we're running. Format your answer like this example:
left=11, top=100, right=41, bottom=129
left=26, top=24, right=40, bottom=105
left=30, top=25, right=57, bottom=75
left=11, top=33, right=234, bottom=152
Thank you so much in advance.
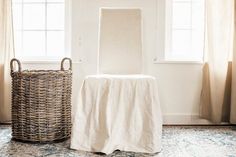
left=0, top=0, right=14, bottom=123
left=200, top=0, right=236, bottom=124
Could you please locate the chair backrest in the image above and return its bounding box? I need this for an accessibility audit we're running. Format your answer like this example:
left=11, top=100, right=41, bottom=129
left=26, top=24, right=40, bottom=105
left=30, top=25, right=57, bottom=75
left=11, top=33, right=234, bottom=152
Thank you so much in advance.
left=98, top=8, right=143, bottom=74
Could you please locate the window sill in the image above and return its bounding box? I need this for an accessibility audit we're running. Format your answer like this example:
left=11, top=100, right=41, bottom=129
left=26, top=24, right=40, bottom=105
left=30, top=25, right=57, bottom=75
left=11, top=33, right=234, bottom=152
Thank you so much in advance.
left=21, top=60, right=82, bottom=64
left=153, top=60, right=203, bottom=65
left=21, top=60, right=61, bottom=64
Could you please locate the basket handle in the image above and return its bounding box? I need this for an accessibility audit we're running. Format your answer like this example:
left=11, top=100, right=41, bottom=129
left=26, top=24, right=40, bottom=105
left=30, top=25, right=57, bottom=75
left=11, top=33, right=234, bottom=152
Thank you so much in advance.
left=61, top=58, right=72, bottom=71
left=10, top=58, right=21, bottom=75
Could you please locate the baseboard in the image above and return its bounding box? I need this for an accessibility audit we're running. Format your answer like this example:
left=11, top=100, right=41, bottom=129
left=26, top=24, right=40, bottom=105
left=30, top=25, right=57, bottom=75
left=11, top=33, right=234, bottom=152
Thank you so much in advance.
left=163, top=114, right=229, bottom=125
left=0, top=115, right=229, bottom=126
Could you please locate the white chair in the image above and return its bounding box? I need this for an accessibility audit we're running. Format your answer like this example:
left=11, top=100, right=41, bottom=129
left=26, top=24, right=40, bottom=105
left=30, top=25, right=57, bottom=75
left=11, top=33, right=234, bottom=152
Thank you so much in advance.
left=98, top=8, right=142, bottom=75
left=71, top=8, right=162, bottom=154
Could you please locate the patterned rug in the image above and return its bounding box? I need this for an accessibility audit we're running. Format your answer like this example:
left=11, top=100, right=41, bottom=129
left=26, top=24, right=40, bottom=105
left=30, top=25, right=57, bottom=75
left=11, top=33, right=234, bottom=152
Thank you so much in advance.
left=0, top=126, right=236, bottom=157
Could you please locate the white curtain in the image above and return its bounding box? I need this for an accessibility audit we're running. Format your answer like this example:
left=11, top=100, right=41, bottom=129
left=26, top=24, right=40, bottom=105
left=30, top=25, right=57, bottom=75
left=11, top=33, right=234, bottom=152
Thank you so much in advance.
left=0, top=0, right=15, bottom=123
left=230, top=0, right=236, bottom=123
left=200, top=0, right=236, bottom=123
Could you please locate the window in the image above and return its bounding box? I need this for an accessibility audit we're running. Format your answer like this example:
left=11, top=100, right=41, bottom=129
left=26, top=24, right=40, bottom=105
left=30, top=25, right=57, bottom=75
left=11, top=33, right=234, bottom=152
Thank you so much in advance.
left=164, top=0, right=205, bottom=61
left=12, top=0, right=69, bottom=61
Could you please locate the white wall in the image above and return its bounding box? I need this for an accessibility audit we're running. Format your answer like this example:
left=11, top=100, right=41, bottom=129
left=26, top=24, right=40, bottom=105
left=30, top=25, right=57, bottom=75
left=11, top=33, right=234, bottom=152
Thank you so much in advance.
left=23, top=0, right=212, bottom=124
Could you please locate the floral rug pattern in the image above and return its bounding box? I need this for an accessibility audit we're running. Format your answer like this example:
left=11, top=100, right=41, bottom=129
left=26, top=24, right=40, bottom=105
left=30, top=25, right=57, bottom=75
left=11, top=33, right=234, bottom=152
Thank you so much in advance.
left=0, top=126, right=236, bottom=157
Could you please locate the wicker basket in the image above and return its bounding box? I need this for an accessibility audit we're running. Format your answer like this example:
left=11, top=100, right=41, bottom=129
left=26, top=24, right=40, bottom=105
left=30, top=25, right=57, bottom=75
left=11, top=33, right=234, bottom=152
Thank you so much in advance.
left=10, top=58, right=72, bottom=143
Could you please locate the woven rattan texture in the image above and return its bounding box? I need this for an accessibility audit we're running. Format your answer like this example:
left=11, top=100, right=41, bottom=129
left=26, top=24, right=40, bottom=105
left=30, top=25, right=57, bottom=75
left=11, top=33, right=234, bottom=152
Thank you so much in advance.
left=10, top=58, right=72, bottom=143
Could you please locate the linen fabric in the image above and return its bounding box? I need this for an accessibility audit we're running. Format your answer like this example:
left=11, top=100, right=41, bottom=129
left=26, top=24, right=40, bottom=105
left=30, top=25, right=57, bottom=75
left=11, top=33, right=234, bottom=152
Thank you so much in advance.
left=71, top=74, right=162, bottom=154
left=200, top=0, right=236, bottom=124
left=0, top=0, right=14, bottom=123
left=230, top=1, right=236, bottom=123
left=99, top=9, right=143, bottom=74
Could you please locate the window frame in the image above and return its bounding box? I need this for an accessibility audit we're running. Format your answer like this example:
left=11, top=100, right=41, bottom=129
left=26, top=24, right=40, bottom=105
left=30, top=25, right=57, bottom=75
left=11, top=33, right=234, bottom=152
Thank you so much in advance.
left=12, top=0, right=71, bottom=62
left=154, top=0, right=205, bottom=64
